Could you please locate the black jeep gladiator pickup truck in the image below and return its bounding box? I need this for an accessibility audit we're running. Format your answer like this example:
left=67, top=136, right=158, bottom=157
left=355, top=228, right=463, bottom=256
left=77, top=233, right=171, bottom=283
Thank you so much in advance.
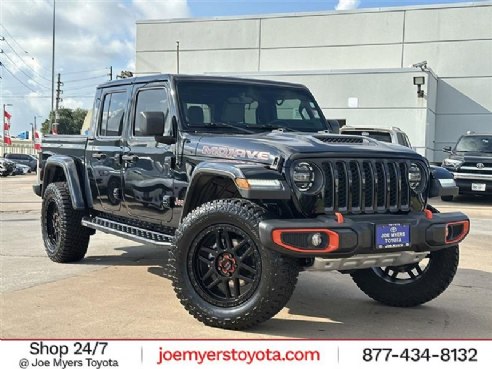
left=34, top=74, right=469, bottom=330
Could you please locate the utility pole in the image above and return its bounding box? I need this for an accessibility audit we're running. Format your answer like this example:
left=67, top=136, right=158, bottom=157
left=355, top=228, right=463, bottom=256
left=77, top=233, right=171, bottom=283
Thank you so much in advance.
left=55, top=73, right=63, bottom=111
left=108, top=66, right=113, bottom=81
left=54, top=73, right=63, bottom=134
left=50, top=0, right=56, bottom=133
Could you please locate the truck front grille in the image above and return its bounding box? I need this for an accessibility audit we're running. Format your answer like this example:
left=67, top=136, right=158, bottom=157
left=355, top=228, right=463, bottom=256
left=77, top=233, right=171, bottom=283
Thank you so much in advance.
left=321, top=159, right=411, bottom=214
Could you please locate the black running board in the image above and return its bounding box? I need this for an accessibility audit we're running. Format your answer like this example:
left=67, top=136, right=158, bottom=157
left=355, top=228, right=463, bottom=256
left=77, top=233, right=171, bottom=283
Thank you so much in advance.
left=81, top=216, right=173, bottom=246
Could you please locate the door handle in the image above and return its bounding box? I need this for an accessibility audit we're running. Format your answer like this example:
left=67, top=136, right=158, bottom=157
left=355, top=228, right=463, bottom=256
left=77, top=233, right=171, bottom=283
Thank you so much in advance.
left=92, top=153, right=107, bottom=160
left=122, top=154, right=139, bottom=163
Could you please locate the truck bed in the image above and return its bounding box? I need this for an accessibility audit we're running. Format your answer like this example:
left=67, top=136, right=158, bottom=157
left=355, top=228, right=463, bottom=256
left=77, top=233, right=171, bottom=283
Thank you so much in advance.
left=41, top=135, right=89, bottom=159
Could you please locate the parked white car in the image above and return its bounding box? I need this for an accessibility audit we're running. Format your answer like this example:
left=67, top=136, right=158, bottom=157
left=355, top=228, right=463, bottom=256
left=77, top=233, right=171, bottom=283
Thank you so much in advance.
left=340, top=126, right=412, bottom=148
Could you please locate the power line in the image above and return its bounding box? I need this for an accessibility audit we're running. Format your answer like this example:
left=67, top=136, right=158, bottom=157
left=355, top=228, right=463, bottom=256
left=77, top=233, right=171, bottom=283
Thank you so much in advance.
left=4, top=95, right=94, bottom=98
left=63, top=74, right=108, bottom=83
left=1, top=51, right=51, bottom=90
left=61, top=68, right=107, bottom=75
left=64, top=83, right=102, bottom=91
left=1, top=37, right=52, bottom=82
left=0, top=24, right=28, bottom=54
left=0, top=24, right=52, bottom=76
left=0, top=61, right=38, bottom=92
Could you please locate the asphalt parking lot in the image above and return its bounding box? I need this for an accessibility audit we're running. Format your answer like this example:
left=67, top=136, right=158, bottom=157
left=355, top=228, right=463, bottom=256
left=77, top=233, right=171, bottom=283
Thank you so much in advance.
left=1, top=175, right=491, bottom=339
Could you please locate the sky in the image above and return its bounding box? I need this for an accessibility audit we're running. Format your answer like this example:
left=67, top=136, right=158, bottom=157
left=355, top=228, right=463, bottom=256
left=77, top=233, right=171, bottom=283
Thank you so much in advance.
left=0, top=0, right=483, bottom=135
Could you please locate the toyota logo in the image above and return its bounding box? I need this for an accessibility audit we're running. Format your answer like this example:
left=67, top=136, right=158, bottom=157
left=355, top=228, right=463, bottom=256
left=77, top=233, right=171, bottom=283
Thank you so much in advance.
left=390, top=226, right=397, bottom=233
left=477, top=163, right=485, bottom=169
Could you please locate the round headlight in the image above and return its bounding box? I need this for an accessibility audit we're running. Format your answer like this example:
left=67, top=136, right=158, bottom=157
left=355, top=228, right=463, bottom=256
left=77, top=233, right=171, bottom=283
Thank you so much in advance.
left=408, top=162, right=426, bottom=193
left=293, top=162, right=315, bottom=191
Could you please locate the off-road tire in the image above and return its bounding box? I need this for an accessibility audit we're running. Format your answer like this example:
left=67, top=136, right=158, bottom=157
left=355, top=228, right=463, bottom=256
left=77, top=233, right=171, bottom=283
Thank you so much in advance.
left=41, top=182, right=91, bottom=262
left=351, top=246, right=459, bottom=307
left=170, top=199, right=299, bottom=330
left=441, top=195, right=454, bottom=202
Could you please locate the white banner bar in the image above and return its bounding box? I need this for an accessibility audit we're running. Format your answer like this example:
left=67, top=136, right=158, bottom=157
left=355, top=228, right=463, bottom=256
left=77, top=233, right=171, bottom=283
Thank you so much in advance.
left=1, top=340, right=490, bottom=369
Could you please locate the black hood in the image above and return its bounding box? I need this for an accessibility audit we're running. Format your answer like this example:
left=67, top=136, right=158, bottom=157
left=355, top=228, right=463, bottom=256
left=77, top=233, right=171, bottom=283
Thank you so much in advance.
left=185, top=131, right=423, bottom=165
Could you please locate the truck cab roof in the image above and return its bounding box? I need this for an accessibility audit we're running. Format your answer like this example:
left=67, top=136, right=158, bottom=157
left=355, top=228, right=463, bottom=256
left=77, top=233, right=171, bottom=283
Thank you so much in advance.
left=96, top=73, right=308, bottom=90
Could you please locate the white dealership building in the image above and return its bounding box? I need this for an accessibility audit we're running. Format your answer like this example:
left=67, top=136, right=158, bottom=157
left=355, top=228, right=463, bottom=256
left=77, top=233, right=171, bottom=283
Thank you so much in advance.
left=135, top=1, right=492, bottom=162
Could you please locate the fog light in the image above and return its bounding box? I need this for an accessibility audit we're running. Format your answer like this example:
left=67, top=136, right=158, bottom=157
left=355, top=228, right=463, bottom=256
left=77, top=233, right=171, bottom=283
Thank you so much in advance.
left=271, top=229, right=340, bottom=253
left=310, top=233, right=323, bottom=247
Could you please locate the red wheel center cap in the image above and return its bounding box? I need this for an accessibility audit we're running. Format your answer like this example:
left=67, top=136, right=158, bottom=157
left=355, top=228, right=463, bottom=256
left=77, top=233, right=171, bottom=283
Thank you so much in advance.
left=217, top=253, right=237, bottom=276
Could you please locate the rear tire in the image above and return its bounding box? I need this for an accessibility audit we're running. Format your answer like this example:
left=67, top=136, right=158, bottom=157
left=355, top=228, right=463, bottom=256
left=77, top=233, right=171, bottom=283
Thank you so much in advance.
left=170, top=199, right=299, bottom=330
left=441, top=195, right=454, bottom=202
left=351, top=246, right=459, bottom=307
left=41, top=182, right=91, bottom=262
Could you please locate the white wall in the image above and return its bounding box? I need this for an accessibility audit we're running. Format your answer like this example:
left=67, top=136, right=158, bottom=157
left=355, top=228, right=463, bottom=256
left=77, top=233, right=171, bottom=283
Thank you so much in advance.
left=136, top=1, right=492, bottom=162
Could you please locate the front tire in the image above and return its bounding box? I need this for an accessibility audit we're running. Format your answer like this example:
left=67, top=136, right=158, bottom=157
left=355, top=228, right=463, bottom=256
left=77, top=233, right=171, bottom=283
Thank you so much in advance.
left=41, top=182, right=91, bottom=262
left=441, top=195, right=454, bottom=202
left=170, top=199, right=299, bottom=330
left=351, top=246, right=459, bottom=307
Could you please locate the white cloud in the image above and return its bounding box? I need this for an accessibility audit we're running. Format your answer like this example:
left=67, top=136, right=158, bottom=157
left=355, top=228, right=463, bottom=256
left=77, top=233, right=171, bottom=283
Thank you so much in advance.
left=335, top=0, right=361, bottom=11
left=133, top=0, right=190, bottom=20
left=0, top=0, right=190, bottom=134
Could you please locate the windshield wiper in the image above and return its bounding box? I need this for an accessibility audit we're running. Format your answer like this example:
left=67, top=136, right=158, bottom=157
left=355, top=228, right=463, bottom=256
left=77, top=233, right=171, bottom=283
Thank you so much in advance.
left=246, top=124, right=300, bottom=133
left=190, top=122, right=255, bottom=134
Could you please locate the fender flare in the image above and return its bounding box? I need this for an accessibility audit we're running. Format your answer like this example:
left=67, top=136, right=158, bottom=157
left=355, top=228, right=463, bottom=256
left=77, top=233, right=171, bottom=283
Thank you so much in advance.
left=181, top=160, right=290, bottom=219
left=42, top=156, right=87, bottom=209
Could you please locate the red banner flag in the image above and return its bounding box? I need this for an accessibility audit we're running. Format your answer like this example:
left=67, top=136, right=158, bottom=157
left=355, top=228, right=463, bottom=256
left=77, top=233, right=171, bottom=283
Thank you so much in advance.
left=4, top=109, right=12, bottom=145
left=34, top=131, right=41, bottom=151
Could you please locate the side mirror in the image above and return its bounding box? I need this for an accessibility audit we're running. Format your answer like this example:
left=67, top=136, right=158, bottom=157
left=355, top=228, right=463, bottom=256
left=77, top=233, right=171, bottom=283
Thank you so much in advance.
left=155, top=115, right=177, bottom=145
left=442, top=146, right=452, bottom=153
left=155, top=136, right=176, bottom=145
left=140, top=111, right=165, bottom=136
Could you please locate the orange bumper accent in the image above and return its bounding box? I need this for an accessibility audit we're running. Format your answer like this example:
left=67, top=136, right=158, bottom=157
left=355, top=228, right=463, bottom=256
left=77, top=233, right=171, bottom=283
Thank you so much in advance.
left=445, top=220, right=470, bottom=244
left=272, top=228, right=340, bottom=254
left=424, top=209, right=433, bottom=219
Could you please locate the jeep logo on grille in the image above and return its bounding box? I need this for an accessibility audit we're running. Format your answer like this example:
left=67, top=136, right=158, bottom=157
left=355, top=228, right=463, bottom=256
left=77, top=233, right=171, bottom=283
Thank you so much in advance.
left=476, top=163, right=485, bottom=169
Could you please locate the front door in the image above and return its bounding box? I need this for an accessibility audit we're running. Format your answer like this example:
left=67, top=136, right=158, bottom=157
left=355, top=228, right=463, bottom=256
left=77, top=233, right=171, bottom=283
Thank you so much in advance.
left=122, top=83, right=175, bottom=225
left=87, top=86, right=130, bottom=214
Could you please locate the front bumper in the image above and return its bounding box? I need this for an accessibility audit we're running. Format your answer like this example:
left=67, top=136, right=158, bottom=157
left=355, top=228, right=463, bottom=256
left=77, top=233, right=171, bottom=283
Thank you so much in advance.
left=259, top=211, right=469, bottom=258
left=452, top=172, right=492, bottom=194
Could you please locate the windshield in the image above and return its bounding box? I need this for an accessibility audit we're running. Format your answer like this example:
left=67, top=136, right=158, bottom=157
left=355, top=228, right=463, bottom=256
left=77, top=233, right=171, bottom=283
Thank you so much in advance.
left=342, top=130, right=392, bottom=143
left=455, top=136, right=492, bottom=153
left=177, top=80, right=328, bottom=132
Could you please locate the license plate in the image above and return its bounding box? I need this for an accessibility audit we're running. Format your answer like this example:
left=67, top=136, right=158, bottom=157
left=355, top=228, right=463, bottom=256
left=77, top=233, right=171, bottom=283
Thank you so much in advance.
left=376, top=224, right=410, bottom=250
left=472, top=183, right=486, bottom=191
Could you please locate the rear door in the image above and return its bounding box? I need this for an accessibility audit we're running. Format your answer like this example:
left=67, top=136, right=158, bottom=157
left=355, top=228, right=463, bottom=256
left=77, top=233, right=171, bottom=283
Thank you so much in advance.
left=87, top=86, right=130, bottom=214
left=122, top=82, right=175, bottom=225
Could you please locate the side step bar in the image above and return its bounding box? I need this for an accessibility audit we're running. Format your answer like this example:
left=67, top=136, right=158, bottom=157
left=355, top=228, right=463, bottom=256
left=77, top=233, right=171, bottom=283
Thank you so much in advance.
left=81, top=216, right=173, bottom=246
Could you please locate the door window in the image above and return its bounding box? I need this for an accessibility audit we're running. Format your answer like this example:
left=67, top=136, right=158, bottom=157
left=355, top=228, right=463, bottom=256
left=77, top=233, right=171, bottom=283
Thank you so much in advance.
left=134, top=88, right=170, bottom=136
left=99, top=91, right=127, bottom=136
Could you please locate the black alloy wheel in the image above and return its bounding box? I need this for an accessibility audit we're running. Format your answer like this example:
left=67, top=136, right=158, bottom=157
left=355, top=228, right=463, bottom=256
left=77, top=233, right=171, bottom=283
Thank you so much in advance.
left=373, top=255, right=431, bottom=284
left=351, top=246, right=459, bottom=307
left=45, top=200, right=62, bottom=253
left=41, top=182, right=91, bottom=262
left=189, top=224, right=261, bottom=307
left=170, top=198, right=299, bottom=330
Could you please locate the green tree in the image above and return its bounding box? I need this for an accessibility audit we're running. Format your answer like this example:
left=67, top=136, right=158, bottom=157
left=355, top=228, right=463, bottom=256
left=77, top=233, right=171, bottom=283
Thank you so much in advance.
left=41, top=108, right=88, bottom=134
